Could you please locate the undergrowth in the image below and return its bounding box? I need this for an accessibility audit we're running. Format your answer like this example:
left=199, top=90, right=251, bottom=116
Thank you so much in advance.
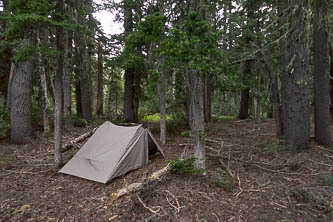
left=168, top=156, right=205, bottom=175
left=143, top=112, right=186, bottom=134
left=256, top=139, right=286, bottom=153
left=320, top=175, right=333, bottom=187
left=210, top=169, right=234, bottom=191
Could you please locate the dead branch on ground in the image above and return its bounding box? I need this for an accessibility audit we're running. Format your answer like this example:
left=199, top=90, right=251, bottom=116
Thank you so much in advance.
left=107, top=164, right=171, bottom=205
left=62, top=127, right=97, bottom=153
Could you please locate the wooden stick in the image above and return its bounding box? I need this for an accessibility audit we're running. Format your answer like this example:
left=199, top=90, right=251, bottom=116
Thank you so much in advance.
left=62, top=127, right=97, bottom=153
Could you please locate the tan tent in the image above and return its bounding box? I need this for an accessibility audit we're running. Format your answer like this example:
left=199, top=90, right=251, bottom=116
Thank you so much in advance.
left=59, top=121, right=164, bottom=183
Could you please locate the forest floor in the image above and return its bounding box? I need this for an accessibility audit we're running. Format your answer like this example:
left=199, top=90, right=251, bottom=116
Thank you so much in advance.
left=1, top=117, right=333, bottom=222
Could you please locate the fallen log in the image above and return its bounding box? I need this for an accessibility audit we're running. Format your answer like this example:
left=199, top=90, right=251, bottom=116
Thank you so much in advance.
left=107, top=164, right=171, bottom=205
left=62, top=127, right=97, bottom=153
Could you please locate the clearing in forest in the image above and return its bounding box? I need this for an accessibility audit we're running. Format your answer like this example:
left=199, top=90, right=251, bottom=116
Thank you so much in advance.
left=1, top=117, right=333, bottom=221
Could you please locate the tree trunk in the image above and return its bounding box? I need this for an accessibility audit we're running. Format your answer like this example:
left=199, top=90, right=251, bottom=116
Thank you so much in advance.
left=279, top=0, right=310, bottom=151
left=238, top=88, right=250, bottom=119
left=75, top=75, right=82, bottom=116
left=7, top=63, right=15, bottom=109
left=96, top=41, right=104, bottom=116
left=54, top=0, right=64, bottom=168
left=256, top=72, right=261, bottom=120
left=188, top=70, right=205, bottom=170
left=203, top=75, right=212, bottom=123
left=124, top=68, right=140, bottom=123
left=63, top=30, right=72, bottom=119
left=159, top=70, right=167, bottom=144
left=261, top=51, right=284, bottom=136
left=80, top=36, right=93, bottom=120
left=107, top=82, right=112, bottom=120
left=313, top=0, right=331, bottom=146
left=10, top=36, right=34, bottom=144
left=330, top=48, right=333, bottom=118
left=238, top=58, right=251, bottom=119
left=37, top=30, right=50, bottom=134
left=123, top=0, right=140, bottom=123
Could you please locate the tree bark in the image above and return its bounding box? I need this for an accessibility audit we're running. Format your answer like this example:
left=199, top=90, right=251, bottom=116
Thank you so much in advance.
left=238, top=88, right=250, bottom=119
left=203, top=75, right=212, bottom=123
left=261, top=51, right=284, bottom=136
left=238, top=58, right=251, bottom=119
left=75, top=75, right=82, bottom=116
left=54, top=0, right=64, bottom=168
left=63, top=30, right=73, bottom=119
left=188, top=70, right=205, bottom=170
left=256, top=72, right=261, bottom=120
left=313, top=0, right=331, bottom=146
left=124, top=68, right=140, bottom=123
left=80, top=36, right=93, bottom=120
left=123, top=0, right=141, bottom=123
left=330, top=48, right=333, bottom=118
left=10, top=36, right=34, bottom=144
left=37, top=30, right=50, bottom=134
left=96, top=41, right=104, bottom=116
left=279, top=0, right=310, bottom=151
left=74, top=0, right=92, bottom=120
left=158, top=70, right=167, bottom=145
left=107, top=82, right=112, bottom=120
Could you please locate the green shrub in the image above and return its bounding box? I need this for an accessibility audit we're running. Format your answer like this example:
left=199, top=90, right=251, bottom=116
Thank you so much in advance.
left=210, top=169, right=234, bottom=191
left=169, top=156, right=205, bottom=175
left=142, top=112, right=187, bottom=134
left=72, top=115, right=87, bottom=127
left=180, top=130, right=190, bottom=137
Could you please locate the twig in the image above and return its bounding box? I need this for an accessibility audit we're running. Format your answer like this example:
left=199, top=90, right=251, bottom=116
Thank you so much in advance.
left=206, top=146, right=219, bottom=153
left=219, top=159, right=234, bottom=177
left=212, top=213, right=220, bottom=222
left=205, top=138, right=222, bottom=144
left=163, top=190, right=183, bottom=213
left=235, top=174, right=243, bottom=198
left=136, top=195, right=160, bottom=214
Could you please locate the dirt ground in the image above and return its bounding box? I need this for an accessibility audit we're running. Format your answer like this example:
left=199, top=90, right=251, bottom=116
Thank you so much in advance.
left=1, top=118, right=333, bottom=222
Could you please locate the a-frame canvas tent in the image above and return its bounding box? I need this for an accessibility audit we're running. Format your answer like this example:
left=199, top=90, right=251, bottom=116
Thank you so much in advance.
left=59, top=121, right=165, bottom=183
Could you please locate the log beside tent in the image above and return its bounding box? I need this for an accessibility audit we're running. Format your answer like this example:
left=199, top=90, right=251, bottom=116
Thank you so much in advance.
left=62, top=127, right=97, bottom=153
left=107, top=164, right=171, bottom=205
